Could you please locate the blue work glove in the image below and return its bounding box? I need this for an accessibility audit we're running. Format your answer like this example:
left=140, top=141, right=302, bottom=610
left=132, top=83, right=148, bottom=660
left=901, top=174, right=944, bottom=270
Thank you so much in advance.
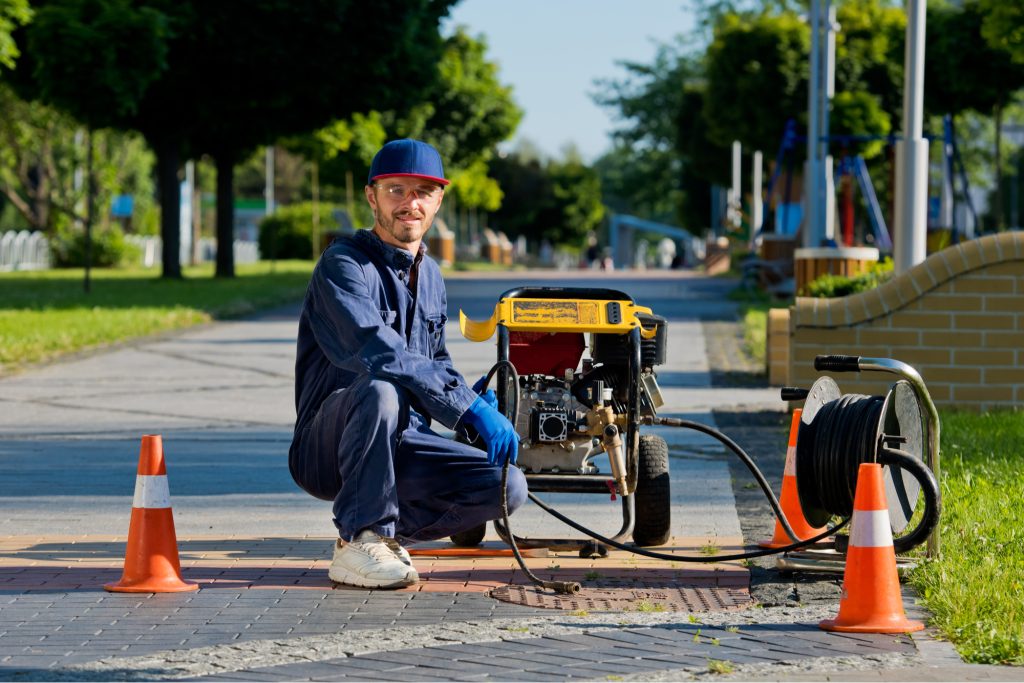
left=472, top=376, right=498, bottom=410
left=462, top=395, right=519, bottom=466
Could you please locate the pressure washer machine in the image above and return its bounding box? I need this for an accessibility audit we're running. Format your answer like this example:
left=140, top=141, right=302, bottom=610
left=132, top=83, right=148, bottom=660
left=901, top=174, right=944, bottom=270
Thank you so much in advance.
left=455, top=286, right=671, bottom=554
left=454, top=286, right=942, bottom=593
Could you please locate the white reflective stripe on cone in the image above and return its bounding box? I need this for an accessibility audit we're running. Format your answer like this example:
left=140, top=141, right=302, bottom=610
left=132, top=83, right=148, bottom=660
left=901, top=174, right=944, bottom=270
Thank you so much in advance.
left=132, top=475, right=171, bottom=509
left=849, top=509, right=892, bottom=548
left=784, top=445, right=796, bottom=476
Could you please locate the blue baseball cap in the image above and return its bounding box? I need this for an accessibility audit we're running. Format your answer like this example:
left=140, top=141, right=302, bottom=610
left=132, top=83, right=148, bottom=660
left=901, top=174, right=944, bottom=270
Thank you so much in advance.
left=368, top=138, right=450, bottom=186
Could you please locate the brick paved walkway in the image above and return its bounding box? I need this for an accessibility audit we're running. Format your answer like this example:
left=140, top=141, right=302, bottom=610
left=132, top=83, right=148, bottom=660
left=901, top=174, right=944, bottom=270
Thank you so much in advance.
left=2, top=272, right=1007, bottom=681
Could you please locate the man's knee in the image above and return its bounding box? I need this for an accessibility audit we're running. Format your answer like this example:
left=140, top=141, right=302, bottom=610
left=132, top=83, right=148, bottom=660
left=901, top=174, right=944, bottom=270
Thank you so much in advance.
left=503, top=467, right=528, bottom=514
left=347, top=377, right=407, bottom=428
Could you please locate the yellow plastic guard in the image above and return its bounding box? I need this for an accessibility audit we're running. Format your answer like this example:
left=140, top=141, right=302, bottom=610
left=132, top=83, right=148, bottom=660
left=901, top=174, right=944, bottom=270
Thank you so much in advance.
left=459, top=298, right=657, bottom=342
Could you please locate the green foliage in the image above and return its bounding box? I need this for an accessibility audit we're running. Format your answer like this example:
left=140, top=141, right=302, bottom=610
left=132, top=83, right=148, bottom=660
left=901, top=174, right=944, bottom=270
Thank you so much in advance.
left=21, top=0, right=169, bottom=124
left=404, top=28, right=522, bottom=172
left=704, top=10, right=810, bottom=153
left=978, top=0, right=1024, bottom=65
left=50, top=223, right=139, bottom=268
left=831, top=91, right=890, bottom=160
left=802, top=258, right=893, bottom=298
left=927, top=1, right=1024, bottom=118
left=908, top=411, right=1024, bottom=664
left=706, top=659, right=735, bottom=674
left=446, top=157, right=503, bottom=212
left=283, top=28, right=519, bottom=215
left=488, top=146, right=604, bottom=247
left=594, top=45, right=710, bottom=227
left=0, top=0, right=31, bottom=71
left=834, top=0, right=905, bottom=119
left=12, top=0, right=457, bottom=277
left=0, top=84, right=156, bottom=235
left=258, top=202, right=345, bottom=261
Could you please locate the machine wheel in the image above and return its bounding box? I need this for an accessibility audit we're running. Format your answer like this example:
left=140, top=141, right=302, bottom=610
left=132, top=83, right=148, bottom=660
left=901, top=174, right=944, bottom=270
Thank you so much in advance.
left=450, top=523, right=487, bottom=547
left=633, top=434, right=671, bottom=546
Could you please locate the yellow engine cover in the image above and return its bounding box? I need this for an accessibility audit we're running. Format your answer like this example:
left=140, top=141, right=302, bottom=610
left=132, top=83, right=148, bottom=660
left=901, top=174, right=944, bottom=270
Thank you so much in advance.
left=460, top=297, right=657, bottom=342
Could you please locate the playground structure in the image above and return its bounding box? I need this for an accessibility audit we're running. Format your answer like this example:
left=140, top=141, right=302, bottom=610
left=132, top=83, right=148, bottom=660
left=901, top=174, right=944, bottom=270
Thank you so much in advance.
left=608, top=214, right=701, bottom=272
left=726, top=108, right=987, bottom=296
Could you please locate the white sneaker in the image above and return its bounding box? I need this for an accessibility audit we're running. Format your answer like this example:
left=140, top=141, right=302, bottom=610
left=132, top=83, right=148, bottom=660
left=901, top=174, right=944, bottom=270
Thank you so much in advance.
left=329, top=531, right=418, bottom=588
left=384, top=537, right=413, bottom=566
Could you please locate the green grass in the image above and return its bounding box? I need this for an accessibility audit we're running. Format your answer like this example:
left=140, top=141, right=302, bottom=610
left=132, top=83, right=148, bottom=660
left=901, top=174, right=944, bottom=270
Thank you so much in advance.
left=0, top=261, right=314, bottom=370
left=728, top=286, right=782, bottom=367
left=908, top=411, right=1024, bottom=665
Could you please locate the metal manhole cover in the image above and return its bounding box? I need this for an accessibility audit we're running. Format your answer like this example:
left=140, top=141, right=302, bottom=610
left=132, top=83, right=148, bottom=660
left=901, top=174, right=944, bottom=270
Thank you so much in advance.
left=490, top=583, right=752, bottom=612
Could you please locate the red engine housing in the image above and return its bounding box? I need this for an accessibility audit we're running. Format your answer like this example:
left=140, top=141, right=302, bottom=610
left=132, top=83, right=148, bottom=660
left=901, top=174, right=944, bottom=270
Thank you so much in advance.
left=508, top=331, right=585, bottom=377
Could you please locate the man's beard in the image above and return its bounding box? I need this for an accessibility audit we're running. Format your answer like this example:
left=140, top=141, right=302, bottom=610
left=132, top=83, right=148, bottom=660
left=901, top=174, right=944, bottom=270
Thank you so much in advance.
left=376, top=208, right=430, bottom=245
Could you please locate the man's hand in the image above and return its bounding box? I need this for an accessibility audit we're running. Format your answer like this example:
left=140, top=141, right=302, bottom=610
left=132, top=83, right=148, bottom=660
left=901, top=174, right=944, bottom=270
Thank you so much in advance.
left=472, top=376, right=498, bottom=410
left=462, top=395, right=519, bottom=466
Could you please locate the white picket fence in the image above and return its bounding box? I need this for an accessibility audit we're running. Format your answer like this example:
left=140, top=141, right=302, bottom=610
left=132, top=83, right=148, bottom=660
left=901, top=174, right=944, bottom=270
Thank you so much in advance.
left=0, top=231, right=260, bottom=270
left=125, top=236, right=260, bottom=268
left=0, top=230, right=51, bottom=271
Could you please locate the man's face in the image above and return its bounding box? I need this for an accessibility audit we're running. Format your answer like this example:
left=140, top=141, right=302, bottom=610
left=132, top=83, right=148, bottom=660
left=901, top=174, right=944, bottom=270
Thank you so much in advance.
left=365, top=179, right=444, bottom=249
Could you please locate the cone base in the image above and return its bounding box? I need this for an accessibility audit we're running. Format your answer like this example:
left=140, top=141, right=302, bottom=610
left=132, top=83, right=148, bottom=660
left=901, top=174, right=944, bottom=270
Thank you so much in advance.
left=819, top=617, right=924, bottom=634
left=757, top=537, right=831, bottom=549
left=104, top=578, right=199, bottom=593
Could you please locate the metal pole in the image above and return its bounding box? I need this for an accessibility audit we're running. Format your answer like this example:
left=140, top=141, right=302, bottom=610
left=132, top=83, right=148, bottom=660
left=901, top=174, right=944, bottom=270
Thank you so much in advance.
left=731, top=141, right=742, bottom=232
left=805, top=0, right=821, bottom=248
left=822, top=2, right=837, bottom=244
left=894, top=0, right=928, bottom=273
left=751, top=150, right=763, bottom=252
left=265, top=145, right=275, bottom=216
left=185, top=160, right=196, bottom=266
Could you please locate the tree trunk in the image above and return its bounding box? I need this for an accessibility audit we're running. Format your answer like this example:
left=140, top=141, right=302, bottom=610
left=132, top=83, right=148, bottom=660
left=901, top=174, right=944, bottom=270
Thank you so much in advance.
left=994, top=102, right=1004, bottom=232
left=154, top=136, right=182, bottom=279
left=84, top=129, right=93, bottom=294
left=312, top=160, right=320, bottom=260
left=215, top=149, right=236, bottom=278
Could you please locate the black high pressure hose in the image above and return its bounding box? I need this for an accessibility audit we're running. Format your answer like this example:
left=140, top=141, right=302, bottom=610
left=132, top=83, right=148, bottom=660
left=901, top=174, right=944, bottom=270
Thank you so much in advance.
left=481, top=360, right=582, bottom=595
left=477, top=361, right=851, bottom=595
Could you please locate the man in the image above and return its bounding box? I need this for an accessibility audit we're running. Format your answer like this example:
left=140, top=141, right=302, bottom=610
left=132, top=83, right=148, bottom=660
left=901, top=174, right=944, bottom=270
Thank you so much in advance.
left=289, top=139, right=527, bottom=589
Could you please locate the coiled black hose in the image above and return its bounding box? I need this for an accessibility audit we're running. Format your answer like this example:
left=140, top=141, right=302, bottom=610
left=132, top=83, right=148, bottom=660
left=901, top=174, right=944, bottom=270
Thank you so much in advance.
left=797, top=393, right=941, bottom=553
left=802, top=394, right=886, bottom=521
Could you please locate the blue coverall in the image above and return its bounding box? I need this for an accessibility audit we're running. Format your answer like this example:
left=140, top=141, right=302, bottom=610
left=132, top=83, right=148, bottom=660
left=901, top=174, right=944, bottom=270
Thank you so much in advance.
left=289, top=229, right=527, bottom=543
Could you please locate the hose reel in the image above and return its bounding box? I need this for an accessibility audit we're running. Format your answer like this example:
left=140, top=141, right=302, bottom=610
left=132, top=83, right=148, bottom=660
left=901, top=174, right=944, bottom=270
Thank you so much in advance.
left=791, top=355, right=942, bottom=555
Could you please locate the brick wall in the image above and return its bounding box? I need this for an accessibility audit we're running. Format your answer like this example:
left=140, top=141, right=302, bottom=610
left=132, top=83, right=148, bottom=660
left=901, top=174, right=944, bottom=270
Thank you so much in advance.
left=787, top=232, right=1024, bottom=411
left=767, top=308, right=791, bottom=386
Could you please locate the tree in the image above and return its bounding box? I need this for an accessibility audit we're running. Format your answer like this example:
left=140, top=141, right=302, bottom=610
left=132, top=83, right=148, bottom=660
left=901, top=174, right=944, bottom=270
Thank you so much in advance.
left=401, top=28, right=522, bottom=170
left=978, top=0, right=1024, bottom=65
left=488, top=146, right=604, bottom=247
left=13, top=0, right=456, bottom=278
left=594, top=45, right=726, bottom=231
left=704, top=11, right=809, bottom=154
left=0, top=83, right=154, bottom=236
left=927, top=0, right=1024, bottom=230
left=834, top=0, right=905, bottom=121
left=390, top=28, right=521, bottom=212
left=281, top=27, right=520, bottom=239
left=543, top=149, right=605, bottom=246
left=0, top=0, right=30, bottom=71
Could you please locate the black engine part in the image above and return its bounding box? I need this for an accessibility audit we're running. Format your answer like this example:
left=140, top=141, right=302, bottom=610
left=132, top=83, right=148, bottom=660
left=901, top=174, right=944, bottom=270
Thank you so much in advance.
left=590, top=313, right=667, bottom=369
left=530, top=406, right=571, bottom=443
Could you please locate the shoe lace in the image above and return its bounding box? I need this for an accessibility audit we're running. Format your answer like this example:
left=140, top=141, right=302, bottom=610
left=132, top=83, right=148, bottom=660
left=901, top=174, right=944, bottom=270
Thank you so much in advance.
left=353, top=533, right=401, bottom=563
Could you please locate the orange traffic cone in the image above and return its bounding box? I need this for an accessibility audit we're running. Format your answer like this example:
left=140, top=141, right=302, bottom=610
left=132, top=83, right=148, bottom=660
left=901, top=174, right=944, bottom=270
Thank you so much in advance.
left=820, top=463, right=923, bottom=633
left=105, top=435, right=198, bottom=593
left=759, top=409, right=827, bottom=548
